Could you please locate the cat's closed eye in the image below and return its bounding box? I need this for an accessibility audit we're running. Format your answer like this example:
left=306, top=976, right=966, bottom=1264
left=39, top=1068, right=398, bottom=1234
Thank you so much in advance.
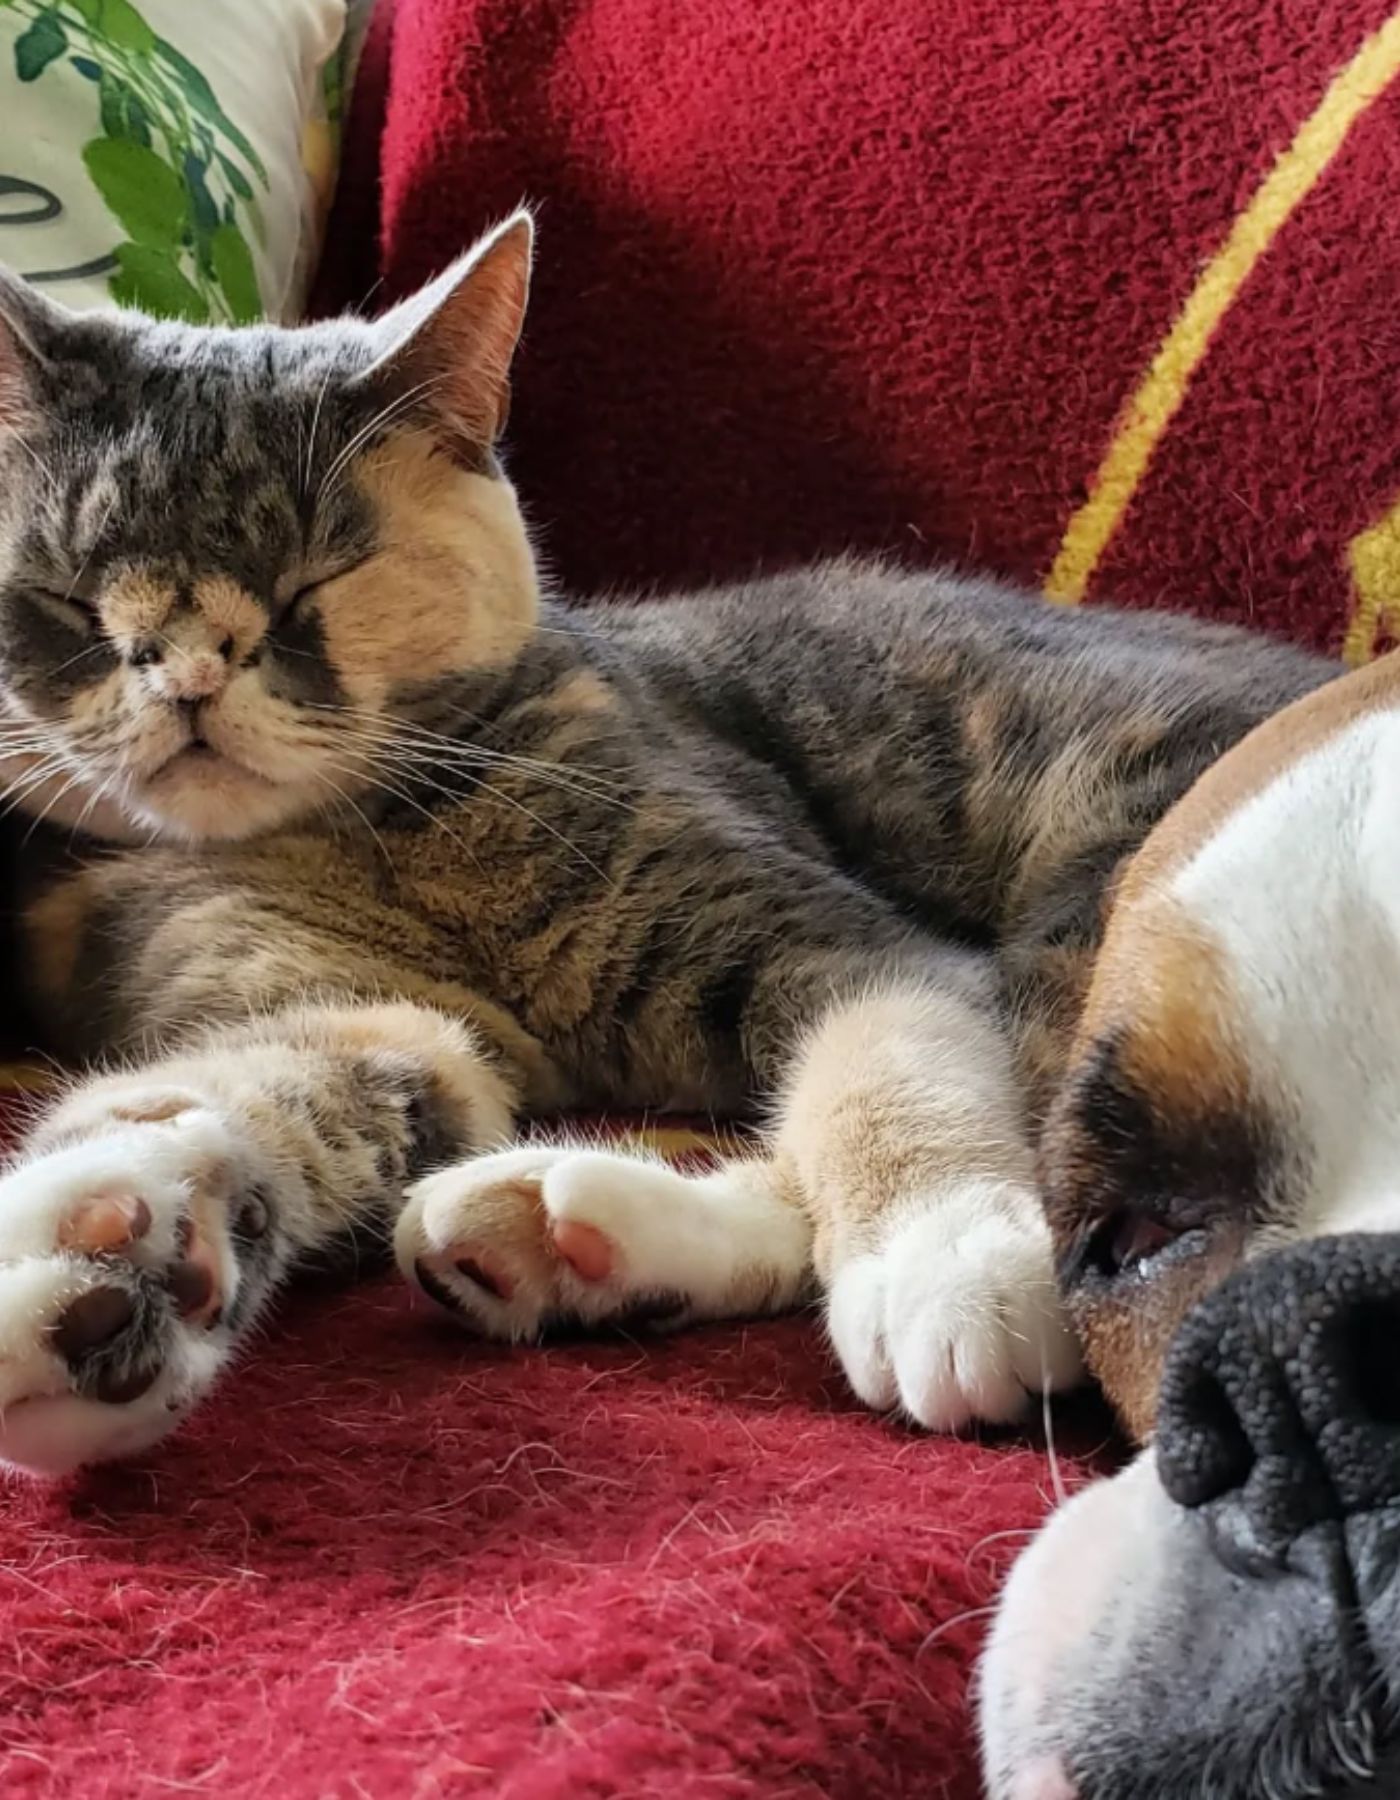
left=278, top=580, right=321, bottom=625
left=276, top=556, right=373, bottom=624
left=30, top=586, right=100, bottom=633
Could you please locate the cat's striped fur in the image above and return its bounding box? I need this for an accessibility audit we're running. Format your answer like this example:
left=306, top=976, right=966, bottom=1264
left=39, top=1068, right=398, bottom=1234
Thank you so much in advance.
left=0, top=216, right=1337, bottom=1473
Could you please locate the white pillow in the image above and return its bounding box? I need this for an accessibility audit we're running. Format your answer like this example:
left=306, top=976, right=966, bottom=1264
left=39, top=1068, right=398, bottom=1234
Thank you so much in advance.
left=0, top=0, right=350, bottom=323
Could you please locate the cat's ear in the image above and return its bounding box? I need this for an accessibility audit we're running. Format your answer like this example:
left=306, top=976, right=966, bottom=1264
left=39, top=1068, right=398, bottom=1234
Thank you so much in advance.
left=364, top=210, right=533, bottom=455
left=0, top=266, right=58, bottom=421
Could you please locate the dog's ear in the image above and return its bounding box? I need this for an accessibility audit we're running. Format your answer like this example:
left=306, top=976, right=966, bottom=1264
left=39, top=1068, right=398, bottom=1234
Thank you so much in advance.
left=362, top=211, right=534, bottom=456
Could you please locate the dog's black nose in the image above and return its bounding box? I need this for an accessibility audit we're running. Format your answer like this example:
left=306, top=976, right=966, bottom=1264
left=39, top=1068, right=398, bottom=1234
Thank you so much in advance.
left=1156, top=1234, right=1400, bottom=1559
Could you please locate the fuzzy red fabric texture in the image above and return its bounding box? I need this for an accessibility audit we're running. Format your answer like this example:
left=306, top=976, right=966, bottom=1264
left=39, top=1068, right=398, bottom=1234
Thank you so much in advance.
left=0, top=1094, right=1116, bottom=1798
left=319, top=0, right=1400, bottom=656
left=0, top=1130, right=1114, bottom=1796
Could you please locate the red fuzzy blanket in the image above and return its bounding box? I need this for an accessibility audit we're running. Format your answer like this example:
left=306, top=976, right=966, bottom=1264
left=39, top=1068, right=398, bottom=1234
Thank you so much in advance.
left=0, top=1096, right=1114, bottom=1797
left=9, top=0, right=1400, bottom=1793
left=0, top=1223, right=1110, bottom=1798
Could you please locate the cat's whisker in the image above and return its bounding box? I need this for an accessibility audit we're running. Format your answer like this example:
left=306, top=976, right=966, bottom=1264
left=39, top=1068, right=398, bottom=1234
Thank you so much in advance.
left=371, top=753, right=613, bottom=880
left=303, top=361, right=336, bottom=500
left=328, top=727, right=636, bottom=814
left=385, top=727, right=627, bottom=796
left=482, top=782, right=611, bottom=879
left=316, top=378, right=442, bottom=508
left=305, top=704, right=631, bottom=803
left=352, top=748, right=635, bottom=827
left=0, top=707, right=63, bottom=738
left=514, top=620, right=594, bottom=639
left=386, top=718, right=630, bottom=799
left=266, top=640, right=327, bottom=664
left=45, top=640, right=110, bottom=682
left=308, top=711, right=603, bottom=790
left=310, top=768, right=395, bottom=868
left=67, top=767, right=124, bottom=844
left=0, top=772, right=68, bottom=820
left=6, top=430, right=63, bottom=506
left=0, top=732, right=68, bottom=758
left=19, top=766, right=92, bottom=843
left=327, top=762, right=487, bottom=876
left=0, top=738, right=78, bottom=788
left=0, top=709, right=131, bottom=781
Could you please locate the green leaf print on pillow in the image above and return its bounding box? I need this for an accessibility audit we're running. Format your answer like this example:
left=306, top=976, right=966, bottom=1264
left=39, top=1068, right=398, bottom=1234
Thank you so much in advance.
left=209, top=222, right=259, bottom=323
left=110, top=240, right=206, bottom=321
left=152, top=38, right=265, bottom=183
left=13, top=10, right=66, bottom=80
left=68, top=0, right=153, bottom=55
left=1, top=0, right=268, bottom=323
left=82, top=138, right=187, bottom=245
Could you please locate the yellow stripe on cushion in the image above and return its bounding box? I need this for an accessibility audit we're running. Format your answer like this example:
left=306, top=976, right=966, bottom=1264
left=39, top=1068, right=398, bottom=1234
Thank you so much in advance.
left=1345, top=491, right=1400, bottom=664
left=1045, top=6, right=1400, bottom=606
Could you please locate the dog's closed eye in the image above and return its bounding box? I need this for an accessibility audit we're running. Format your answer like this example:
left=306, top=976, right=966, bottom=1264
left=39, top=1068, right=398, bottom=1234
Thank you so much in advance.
left=1068, top=1208, right=1206, bottom=1286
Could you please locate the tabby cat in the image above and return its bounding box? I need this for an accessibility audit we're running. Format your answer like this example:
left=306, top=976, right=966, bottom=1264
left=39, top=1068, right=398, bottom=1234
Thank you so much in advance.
left=0, top=216, right=1336, bottom=1475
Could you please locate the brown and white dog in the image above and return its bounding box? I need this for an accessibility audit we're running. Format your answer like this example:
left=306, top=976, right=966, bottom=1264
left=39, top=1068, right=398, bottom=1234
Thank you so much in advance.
left=981, top=653, right=1400, bottom=1799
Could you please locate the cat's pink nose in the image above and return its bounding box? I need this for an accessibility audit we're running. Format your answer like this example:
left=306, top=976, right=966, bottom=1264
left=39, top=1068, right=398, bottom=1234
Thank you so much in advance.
left=169, top=651, right=226, bottom=698
left=151, top=652, right=226, bottom=703
left=137, top=635, right=237, bottom=705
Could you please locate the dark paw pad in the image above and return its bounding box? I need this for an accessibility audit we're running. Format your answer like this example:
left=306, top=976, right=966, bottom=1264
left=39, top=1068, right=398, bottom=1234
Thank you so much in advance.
left=49, top=1275, right=170, bottom=1405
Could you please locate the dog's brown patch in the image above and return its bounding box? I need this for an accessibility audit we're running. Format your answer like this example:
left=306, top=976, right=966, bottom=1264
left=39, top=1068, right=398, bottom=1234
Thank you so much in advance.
left=1072, top=1225, right=1249, bottom=1440
left=1118, top=651, right=1400, bottom=905
left=1042, top=907, right=1279, bottom=1438
left=1085, top=904, right=1252, bottom=1120
left=1035, top=662, right=1400, bottom=1435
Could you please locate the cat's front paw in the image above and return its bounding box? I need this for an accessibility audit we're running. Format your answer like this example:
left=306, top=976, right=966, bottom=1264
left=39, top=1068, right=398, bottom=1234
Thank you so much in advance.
left=396, top=1145, right=747, bottom=1336
left=0, top=1090, right=274, bottom=1475
left=826, top=1181, right=1083, bottom=1431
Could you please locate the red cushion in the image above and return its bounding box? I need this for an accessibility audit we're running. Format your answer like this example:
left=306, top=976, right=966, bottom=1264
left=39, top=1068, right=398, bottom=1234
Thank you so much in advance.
left=317, top=0, right=1400, bottom=658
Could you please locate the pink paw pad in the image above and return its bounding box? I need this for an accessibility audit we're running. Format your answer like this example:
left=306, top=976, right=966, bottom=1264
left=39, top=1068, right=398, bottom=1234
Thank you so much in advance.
left=59, top=1193, right=152, bottom=1255
left=551, top=1219, right=615, bottom=1284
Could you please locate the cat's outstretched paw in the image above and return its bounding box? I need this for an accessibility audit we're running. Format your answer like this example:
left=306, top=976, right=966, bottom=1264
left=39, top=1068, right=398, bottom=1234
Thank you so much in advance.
left=397, top=1145, right=809, bottom=1336
left=826, top=1182, right=1082, bottom=1431
left=0, top=1091, right=272, bottom=1475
